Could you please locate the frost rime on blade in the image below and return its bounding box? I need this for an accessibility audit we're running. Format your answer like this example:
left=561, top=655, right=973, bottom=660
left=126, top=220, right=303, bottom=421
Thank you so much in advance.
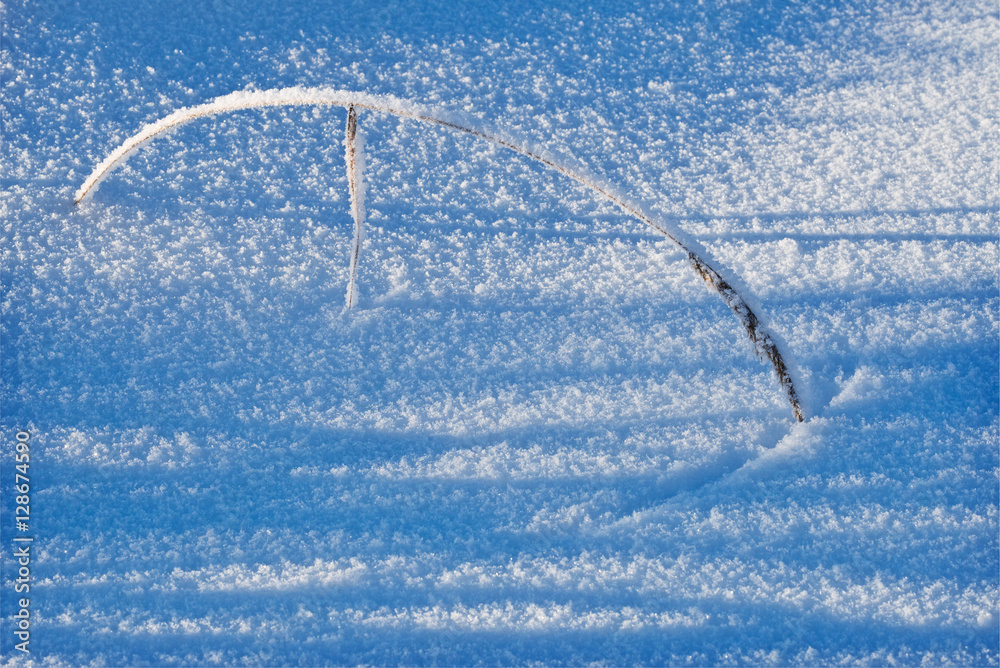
left=344, top=105, right=366, bottom=309
left=686, top=253, right=804, bottom=422
left=72, top=86, right=807, bottom=421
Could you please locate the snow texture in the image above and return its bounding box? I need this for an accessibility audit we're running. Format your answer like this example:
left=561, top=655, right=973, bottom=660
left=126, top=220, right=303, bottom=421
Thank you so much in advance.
left=2, top=0, right=998, bottom=665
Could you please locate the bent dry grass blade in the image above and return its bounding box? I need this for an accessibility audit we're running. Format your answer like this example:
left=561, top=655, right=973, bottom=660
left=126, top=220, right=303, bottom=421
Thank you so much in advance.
left=72, top=86, right=806, bottom=421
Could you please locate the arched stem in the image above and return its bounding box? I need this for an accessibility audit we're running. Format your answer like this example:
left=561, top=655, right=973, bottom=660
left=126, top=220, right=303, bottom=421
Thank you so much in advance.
left=73, top=86, right=805, bottom=421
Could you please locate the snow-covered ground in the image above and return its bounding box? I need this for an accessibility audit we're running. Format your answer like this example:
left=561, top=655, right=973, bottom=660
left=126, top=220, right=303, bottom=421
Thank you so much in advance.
left=2, top=0, right=997, bottom=664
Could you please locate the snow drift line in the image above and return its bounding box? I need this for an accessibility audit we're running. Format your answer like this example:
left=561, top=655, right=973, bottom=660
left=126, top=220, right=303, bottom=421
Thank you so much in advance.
left=72, top=86, right=805, bottom=422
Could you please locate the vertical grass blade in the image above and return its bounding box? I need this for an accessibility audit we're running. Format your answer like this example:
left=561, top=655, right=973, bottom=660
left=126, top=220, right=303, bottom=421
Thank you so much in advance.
left=344, top=105, right=366, bottom=309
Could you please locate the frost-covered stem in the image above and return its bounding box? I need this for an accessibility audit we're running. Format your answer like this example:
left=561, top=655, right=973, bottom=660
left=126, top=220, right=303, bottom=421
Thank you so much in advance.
left=72, top=86, right=807, bottom=421
left=686, top=253, right=804, bottom=422
left=344, top=105, right=366, bottom=309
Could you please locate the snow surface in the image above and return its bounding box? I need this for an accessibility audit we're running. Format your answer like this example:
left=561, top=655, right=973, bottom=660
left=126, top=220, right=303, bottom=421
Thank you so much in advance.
left=2, top=0, right=998, bottom=665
